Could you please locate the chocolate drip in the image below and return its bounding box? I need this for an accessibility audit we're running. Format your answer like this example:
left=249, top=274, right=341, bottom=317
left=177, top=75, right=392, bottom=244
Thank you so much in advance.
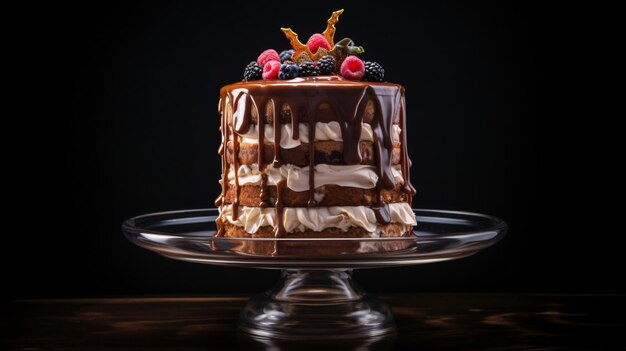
left=259, top=173, right=270, bottom=207
left=373, top=87, right=399, bottom=190
left=216, top=99, right=225, bottom=206
left=271, top=99, right=283, bottom=168
left=291, top=103, right=299, bottom=140
left=369, top=87, right=400, bottom=225
left=254, top=97, right=265, bottom=167
left=307, top=103, right=317, bottom=207
left=373, top=202, right=391, bottom=224
left=274, top=179, right=287, bottom=237
left=228, top=90, right=264, bottom=220
left=215, top=215, right=225, bottom=238
left=255, top=97, right=270, bottom=207
left=217, top=94, right=229, bottom=159
left=215, top=93, right=230, bottom=237
left=335, top=89, right=367, bottom=165
left=399, top=95, right=416, bottom=204
left=231, top=98, right=241, bottom=221
left=233, top=93, right=252, bottom=134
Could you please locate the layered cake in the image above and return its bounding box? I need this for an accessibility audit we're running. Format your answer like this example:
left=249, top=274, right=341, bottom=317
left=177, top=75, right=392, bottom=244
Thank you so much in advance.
left=215, top=10, right=416, bottom=246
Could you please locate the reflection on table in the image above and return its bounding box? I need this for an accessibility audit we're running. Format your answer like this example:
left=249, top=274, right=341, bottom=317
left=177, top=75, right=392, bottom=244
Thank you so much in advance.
left=2, top=294, right=624, bottom=350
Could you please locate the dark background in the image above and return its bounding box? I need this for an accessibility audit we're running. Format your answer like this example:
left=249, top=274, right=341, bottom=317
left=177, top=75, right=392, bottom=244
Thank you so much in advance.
left=5, top=1, right=617, bottom=302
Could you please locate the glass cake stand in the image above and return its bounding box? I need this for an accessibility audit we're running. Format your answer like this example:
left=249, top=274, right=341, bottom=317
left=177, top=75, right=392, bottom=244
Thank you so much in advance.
left=123, top=208, right=506, bottom=340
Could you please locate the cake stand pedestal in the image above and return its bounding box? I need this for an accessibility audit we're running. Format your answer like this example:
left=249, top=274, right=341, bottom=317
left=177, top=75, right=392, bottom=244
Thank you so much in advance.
left=123, top=208, right=506, bottom=340
left=240, top=269, right=394, bottom=339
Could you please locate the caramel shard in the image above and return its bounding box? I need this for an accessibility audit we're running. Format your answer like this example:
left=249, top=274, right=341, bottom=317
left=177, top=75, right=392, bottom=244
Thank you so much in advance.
left=323, top=9, right=344, bottom=48
left=281, top=9, right=344, bottom=62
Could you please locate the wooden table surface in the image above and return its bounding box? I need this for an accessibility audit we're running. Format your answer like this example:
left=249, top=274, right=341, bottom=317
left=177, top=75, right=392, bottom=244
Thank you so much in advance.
left=2, top=294, right=624, bottom=350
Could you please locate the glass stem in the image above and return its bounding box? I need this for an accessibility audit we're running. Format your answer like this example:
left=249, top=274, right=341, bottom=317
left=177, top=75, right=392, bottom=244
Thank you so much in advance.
left=270, top=269, right=364, bottom=303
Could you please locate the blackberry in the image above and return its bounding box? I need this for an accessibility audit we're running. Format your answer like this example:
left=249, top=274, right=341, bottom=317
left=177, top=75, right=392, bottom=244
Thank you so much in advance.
left=316, top=55, right=335, bottom=75
left=298, top=61, right=320, bottom=77
left=279, top=49, right=294, bottom=63
left=363, top=61, right=385, bottom=82
left=279, top=63, right=299, bottom=80
left=243, top=61, right=263, bottom=81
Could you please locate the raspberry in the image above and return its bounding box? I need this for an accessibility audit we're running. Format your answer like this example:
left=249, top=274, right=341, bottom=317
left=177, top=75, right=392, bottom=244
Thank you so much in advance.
left=243, top=61, right=263, bottom=81
left=340, top=55, right=365, bottom=80
left=279, top=49, right=294, bottom=63
left=257, top=49, right=280, bottom=67
left=262, top=60, right=281, bottom=79
left=279, top=63, right=299, bottom=80
left=306, top=33, right=331, bottom=54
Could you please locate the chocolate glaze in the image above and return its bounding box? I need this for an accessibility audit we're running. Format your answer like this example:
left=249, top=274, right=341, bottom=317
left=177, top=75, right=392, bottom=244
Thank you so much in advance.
left=255, top=97, right=270, bottom=208
left=233, top=93, right=252, bottom=134
left=291, top=104, right=299, bottom=140
left=259, top=173, right=270, bottom=207
left=216, top=76, right=415, bottom=237
left=231, top=96, right=242, bottom=221
left=271, top=100, right=283, bottom=168
left=337, top=88, right=367, bottom=165
left=400, top=96, right=416, bottom=204
left=370, top=86, right=399, bottom=224
left=215, top=95, right=228, bottom=237
left=274, top=179, right=287, bottom=237
left=308, top=103, right=317, bottom=207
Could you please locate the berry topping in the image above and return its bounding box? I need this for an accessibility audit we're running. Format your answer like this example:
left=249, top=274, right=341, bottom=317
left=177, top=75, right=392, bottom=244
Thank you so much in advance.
left=262, top=60, right=281, bottom=79
left=278, top=62, right=299, bottom=80
left=257, top=49, right=280, bottom=67
left=317, top=55, right=336, bottom=75
left=363, top=61, right=385, bottom=82
left=306, top=33, right=331, bottom=54
left=240, top=11, right=390, bottom=82
left=279, top=49, right=295, bottom=63
left=340, top=55, right=365, bottom=80
left=243, top=61, right=263, bottom=81
left=298, top=61, right=320, bottom=77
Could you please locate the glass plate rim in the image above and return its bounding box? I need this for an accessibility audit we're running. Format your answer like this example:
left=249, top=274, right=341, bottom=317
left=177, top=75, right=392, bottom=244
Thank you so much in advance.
left=122, top=207, right=507, bottom=242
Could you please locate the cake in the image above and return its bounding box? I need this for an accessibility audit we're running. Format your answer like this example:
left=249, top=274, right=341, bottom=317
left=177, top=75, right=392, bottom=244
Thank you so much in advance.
left=214, top=10, right=416, bottom=251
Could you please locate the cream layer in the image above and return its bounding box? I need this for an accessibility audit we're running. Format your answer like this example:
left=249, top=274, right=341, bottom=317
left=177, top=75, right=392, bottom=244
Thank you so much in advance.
left=220, top=203, right=416, bottom=234
left=229, top=122, right=402, bottom=149
left=224, top=164, right=403, bottom=191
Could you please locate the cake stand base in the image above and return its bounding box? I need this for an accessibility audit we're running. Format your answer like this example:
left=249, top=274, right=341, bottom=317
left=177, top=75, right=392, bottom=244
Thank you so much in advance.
left=123, top=208, right=507, bottom=340
left=239, top=269, right=395, bottom=340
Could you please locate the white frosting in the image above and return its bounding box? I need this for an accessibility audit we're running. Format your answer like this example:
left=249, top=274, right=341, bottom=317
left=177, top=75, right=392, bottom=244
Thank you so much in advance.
left=221, top=203, right=416, bottom=234
left=230, top=122, right=402, bottom=149
left=225, top=164, right=404, bottom=191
